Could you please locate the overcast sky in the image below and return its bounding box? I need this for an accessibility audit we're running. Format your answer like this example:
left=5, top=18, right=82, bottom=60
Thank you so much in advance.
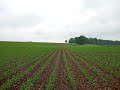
left=0, top=0, right=120, bottom=43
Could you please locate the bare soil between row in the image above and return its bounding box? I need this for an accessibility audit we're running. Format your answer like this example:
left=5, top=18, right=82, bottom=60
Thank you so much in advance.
left=1, top=48, right=120, bottom=90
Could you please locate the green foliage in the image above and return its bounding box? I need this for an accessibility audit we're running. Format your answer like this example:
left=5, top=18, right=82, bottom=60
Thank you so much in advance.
left=68, top=35, right=120, bottom=45
left=0, top=42, right=120, bottom=89
left=65, top=40, right=67, bottom=43
left=46, top=54, right=60, bottom=90
left=21, top=50, right=58, bottom=90
left=68, top=38, right=76, bottom=43
left=63, top=53, right=77, bottom=89
left=0, top=42, right=57, bottom=79
left=0, top=50, right=55, bottom=90
left=66, top=50, right=96, bottom=87
left=67, top=45, right=120, bottom=78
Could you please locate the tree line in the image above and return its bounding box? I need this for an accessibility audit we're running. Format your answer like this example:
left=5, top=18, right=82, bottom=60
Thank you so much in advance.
left=68, top=35, right=120, bottom=45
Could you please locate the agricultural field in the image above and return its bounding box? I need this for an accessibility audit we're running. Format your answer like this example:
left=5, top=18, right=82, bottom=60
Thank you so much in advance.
left=0, top=42, right=120, bottom=90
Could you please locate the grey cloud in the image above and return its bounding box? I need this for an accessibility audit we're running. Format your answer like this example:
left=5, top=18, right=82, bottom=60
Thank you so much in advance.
left=82, top=0, right=120, bottom=24
left=83, top=0, right=102, bottom=10
left=83, top=0, right=120, bottom=11
left=0, top=0, right=7, bottom=14
left=97, top=29, right=120, bottom=41
left=64, top=0, right=120, bottom=41
left=64, top=22, right=120, bottom=41
left=0, top=14, right=43, bottom=28
left=0, top=0, right=120, bottom=42
left=88, top=11, right=120, bottom=25
left=32, top=29, right=68, bottom=42
left=0, top=1, right=43, bottom=28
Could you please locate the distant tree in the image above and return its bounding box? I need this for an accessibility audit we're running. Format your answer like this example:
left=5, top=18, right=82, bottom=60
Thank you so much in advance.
left=68, top=35, right=120, bottom=45
left=75, top=37, right=79, bottom=44
left=69, top=38, right=76, bottom=43
left=78, top=36, right=87, bottom=45
left=65, top=40, right=67, bottom=43
left=69, top=36, right=87, bottom=45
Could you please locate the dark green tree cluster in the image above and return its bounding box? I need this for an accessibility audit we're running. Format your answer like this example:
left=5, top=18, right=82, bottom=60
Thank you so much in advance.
left=68, top=35, right=120, bottom=45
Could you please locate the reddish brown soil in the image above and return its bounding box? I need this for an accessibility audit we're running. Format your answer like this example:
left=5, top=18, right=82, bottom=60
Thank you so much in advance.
left=0, top=58, right=39, bottom=87
left=31, top=49, right=60, bottom=90
left=64, top=50, right=92, bottom=90
left=1, top=48, right=120, bottom=90
left=67, top=49, right=120, bottom=89
left=66, top=50, right=106, bottom=88
left=81, top=52, right=118, bottom=78
left=0, top=50, right=55, bottom=88
left=52, top=49, right=72, bottom=90
left=7, top=50, right=57, bottom=90
left=78, top=52, right=120, bottom=89
left=71, top=50, right=118, bottom=78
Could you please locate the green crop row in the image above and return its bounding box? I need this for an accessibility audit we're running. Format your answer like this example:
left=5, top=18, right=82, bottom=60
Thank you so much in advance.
left=0, top=49, right=56, bottom=90
left=65, top=50, right=96, bottom=88
left=66, top=45, right=120, bottom=77
left=67, top=50, right=107, bottom=79
left=63, top=50, right=77, bottom=90
left=46, top=53, right=60, bottom=90
left=0, top=43, right=57, bottom=78
left=0, top=48, right=56, bottom=79
left=21, top=50, right=59, bottom=90
left=67, top=49, right=119, bottom=82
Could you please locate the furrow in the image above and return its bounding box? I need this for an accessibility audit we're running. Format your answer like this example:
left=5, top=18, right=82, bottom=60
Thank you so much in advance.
left=0, top=50, right=55, bottom=87
left=52, top=49, right=72, bottom=90
left=31, top=49, right=60, bottom=90
left=7, top=50, right=57, bottom=90
left=0, top=50, right=56, bottom=90
left=64, top=49, right=92, bottom=90
left=67, top=49, right=120, bottom=89
left=69, top=49, right=120, bottom=89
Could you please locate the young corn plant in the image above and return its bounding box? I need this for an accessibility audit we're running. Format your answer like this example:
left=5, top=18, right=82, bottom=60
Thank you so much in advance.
left=0, top=50, right=55, bottom=90
left=21, top=50, right=58, bottom=90
left=66, top=50, right=96, bottom=88
left=63, top=51, right=77, bottom=90
left=46, top=53, right=60, bottom=90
